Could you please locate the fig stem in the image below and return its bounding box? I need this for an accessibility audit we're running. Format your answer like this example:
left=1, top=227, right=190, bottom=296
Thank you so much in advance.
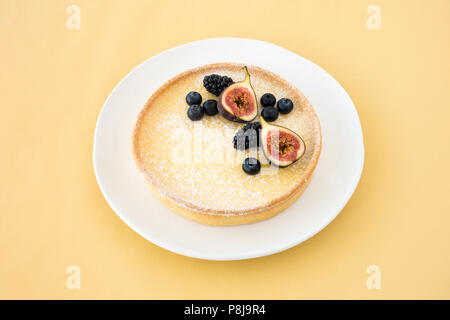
left=242, top=66, right=250, bottom=81
left=242, top=66, right=260, bottom=118
left=242, top=66, right=260, bottom=117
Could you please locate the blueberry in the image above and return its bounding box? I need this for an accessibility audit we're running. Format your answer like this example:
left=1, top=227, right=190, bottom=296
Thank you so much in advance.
left=186, top=91, right=202, bottom=105
left=277, top=98, right=294, bottom=114
left=260, top=93, right=276, bottom=107
left=261, top=106, right=279, bottom=122
left=203, top=99, right=218, bottom=116
left=242, top=158, right=261, bottom=175
left=187, top=104, right=204, bottom=121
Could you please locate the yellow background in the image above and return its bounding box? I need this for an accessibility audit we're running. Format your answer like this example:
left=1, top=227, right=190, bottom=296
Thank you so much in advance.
left=1, top=0, right=449, bottom=299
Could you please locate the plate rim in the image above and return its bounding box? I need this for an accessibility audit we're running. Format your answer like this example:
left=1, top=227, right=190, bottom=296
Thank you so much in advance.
left=93, top=37, right=365, bottom=260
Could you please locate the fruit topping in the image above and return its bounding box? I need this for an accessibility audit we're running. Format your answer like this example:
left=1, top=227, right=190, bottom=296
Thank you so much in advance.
left=202, top=99, right=218, bottom=116
left=243, top=121, right=262, bottom=132
left=187, top=104, right=204, bottom=121
left=260, top=93, right=276, bottom=107
left=260, top=117, right=305, bottom=167
left=261, top=106, right=279, bottom=122
left=203, top=74, right=234, bottom=96
left=217, top=66, right=258, bottom=122
left=186, top=91, right=202, bottom=105
left=242, top=157, right=261, bottom=175
left=184, top=69, right=302, bottom=171
left=277, top=98, right=294, bottom=114
left=233, top=121, right=261, bottom=150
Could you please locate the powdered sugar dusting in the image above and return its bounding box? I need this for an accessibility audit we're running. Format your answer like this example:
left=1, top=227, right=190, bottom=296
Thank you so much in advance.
left=135, top=65, right=321, bottom=214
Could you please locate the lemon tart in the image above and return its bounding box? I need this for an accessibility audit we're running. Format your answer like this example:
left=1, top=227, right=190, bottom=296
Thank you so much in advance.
left=133, top=63, right=321, bottom=225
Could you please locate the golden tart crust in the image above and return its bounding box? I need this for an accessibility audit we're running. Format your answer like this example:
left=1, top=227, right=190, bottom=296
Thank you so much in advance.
left=133, top=63, right=322, bottom=225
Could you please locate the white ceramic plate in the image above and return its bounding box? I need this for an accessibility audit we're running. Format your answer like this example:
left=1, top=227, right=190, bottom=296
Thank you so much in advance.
left=93, top=38, right=364, bottom=260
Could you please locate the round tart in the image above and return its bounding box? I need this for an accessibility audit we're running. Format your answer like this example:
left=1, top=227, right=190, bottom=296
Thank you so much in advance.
left=133, top=63, right=321, bottom=226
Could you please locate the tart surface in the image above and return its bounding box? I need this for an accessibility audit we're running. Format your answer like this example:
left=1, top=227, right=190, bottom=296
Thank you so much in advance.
left=133, top=63, right=321, bottom=225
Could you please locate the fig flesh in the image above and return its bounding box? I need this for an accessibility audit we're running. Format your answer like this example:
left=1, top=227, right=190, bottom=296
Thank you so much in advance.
left=217, top=66, right=258, bottom=122
left=260, top=117, right=305, bottom=167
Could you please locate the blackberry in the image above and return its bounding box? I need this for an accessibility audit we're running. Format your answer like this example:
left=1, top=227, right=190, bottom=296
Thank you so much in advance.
left=203, top=74, right=234, bottom=96
left=243, top=121, right=262, bottom=132
left=233, top=122, right=261, bottom=150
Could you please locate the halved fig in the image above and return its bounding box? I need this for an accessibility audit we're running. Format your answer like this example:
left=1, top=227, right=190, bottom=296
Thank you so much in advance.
left=217, top=66, right=258, bottom=122
left=260, top=117, right=305, bottom=167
